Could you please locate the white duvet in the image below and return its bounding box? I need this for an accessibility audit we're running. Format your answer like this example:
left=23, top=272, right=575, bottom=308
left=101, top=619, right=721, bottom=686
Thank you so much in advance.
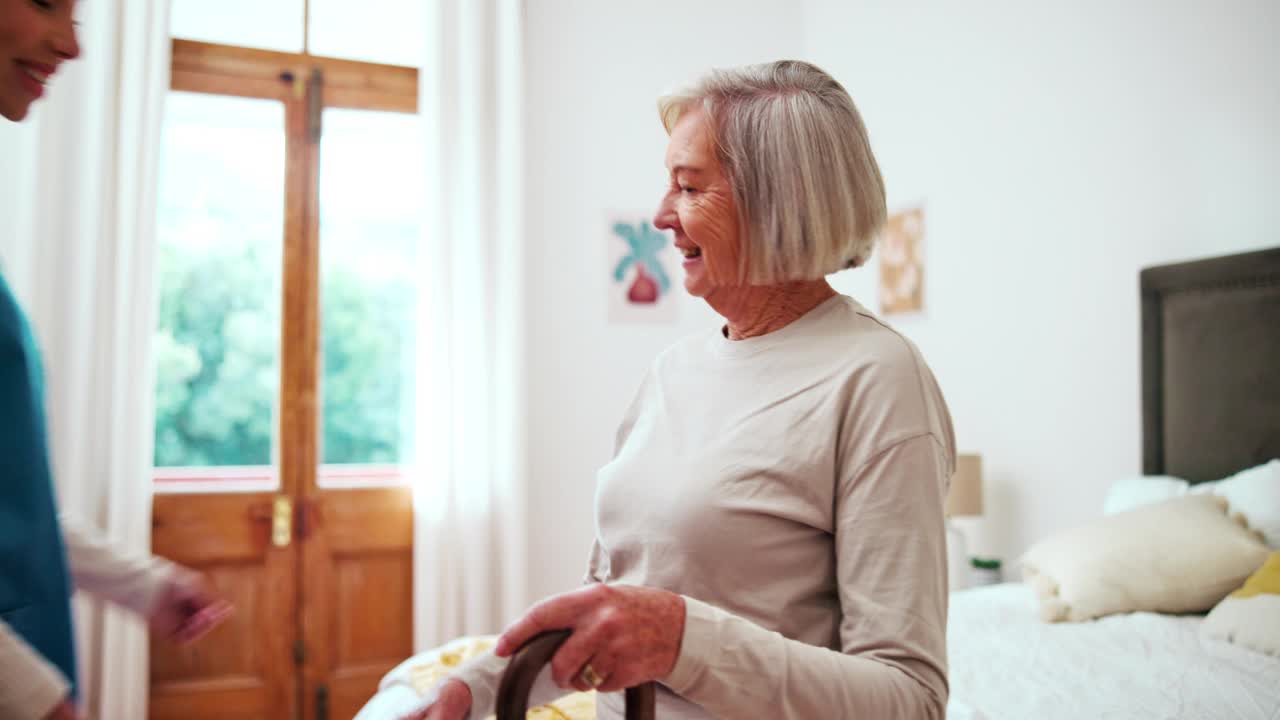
left=359, top=583, right=1280, bottom=719
left=947, top=583, right=1280, bottom=720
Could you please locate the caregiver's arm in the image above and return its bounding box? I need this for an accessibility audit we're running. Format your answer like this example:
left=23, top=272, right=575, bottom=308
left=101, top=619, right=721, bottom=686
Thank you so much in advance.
left=59, top=515, right=175, bottom=614
left=61, top=516, right=231, bottom=642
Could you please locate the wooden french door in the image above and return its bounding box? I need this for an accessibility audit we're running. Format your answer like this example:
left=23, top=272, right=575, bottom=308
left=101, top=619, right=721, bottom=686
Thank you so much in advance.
left=149, top=40, right=417, bottom=720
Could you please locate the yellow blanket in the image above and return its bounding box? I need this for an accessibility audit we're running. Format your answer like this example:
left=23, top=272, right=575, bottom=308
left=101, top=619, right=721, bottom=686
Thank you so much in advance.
left=406, top=637, right=597, bottom=720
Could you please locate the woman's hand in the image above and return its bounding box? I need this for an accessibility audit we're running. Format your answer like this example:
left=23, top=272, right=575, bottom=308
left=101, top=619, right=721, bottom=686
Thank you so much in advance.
left=495, top=584, right=686, bottom=693
left=398, top=679, right=471, bottom=720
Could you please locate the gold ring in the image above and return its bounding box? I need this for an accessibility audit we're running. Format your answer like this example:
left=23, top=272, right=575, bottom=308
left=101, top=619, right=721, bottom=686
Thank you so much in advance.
left=579, top=662, right=606, bottom=689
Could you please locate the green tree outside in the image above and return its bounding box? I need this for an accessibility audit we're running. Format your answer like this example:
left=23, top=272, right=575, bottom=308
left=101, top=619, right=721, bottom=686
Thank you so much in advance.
left=153, top=237, right=412, bottom=468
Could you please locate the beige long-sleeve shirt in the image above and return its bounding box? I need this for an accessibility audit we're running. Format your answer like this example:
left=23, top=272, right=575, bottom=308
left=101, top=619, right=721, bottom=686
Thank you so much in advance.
left=0, top=517, right=176, bottom=719
left=448, top=294, right=955, bottom=719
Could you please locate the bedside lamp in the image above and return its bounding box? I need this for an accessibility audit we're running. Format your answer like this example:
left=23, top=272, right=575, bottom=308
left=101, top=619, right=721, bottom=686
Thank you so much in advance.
left=946, top=454, right=983, bottom=590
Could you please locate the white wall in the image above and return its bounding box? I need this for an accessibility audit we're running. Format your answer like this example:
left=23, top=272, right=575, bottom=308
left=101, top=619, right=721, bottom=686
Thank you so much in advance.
left=522, top=1, right=804, bottom=601
left=803, top=0, right=1280, bottom=563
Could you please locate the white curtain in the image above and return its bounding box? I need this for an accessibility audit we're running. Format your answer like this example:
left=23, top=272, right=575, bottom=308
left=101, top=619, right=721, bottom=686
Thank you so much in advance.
left=412, top=0, right=529, bottom=650
left=0, top=1, right=171, bottom=717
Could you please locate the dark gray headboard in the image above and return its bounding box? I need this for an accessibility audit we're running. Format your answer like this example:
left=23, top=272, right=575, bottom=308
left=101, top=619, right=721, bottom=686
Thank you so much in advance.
left=1141, top=247, right=1280, bottom=484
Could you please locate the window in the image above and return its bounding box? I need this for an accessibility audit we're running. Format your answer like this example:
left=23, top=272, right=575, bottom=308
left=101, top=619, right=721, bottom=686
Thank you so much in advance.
left=152, top=4, right=422, bottom=491
left=153, top=92, right=286, bottom=490
left=317, top=108, right=422, bottom=485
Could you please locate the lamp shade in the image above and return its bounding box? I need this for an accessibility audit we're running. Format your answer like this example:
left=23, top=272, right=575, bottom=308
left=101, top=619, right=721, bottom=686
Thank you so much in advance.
left=947, top=453, right=983, bottom=517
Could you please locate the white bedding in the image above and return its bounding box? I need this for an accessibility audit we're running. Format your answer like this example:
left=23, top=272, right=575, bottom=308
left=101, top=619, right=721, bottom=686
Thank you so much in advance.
left=358, top=584, right=1280, bottom=719
left=947, top=583, right=1280, bottom=720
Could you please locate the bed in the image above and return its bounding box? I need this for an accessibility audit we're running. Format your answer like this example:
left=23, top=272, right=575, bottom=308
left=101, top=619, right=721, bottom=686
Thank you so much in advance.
left=949, top=246, right=1280, bottom=719
left=945, top=582, right=1279, bottom=719
left=358, top=247, right=1280, bottom=719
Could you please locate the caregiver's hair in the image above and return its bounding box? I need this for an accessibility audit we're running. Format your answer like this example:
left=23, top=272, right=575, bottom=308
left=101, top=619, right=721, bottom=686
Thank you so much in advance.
left=658, top=60, right=886, bottom=283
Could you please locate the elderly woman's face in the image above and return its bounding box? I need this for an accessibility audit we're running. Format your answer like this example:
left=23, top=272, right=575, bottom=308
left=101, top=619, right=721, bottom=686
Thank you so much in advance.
left=0, top=0, right=80, bottom=122
left=655, top=109, right=741, bottom=298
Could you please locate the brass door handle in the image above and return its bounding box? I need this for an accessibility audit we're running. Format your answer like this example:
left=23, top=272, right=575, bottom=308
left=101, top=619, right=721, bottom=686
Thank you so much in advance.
left=271, top=495, right=292, bottom=547
left=249, top=496, right=293, bottom=548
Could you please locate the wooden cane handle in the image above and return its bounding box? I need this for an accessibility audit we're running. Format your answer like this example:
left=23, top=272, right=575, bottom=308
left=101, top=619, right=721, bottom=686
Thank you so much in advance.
left=495, top=630, right=656, bottom=720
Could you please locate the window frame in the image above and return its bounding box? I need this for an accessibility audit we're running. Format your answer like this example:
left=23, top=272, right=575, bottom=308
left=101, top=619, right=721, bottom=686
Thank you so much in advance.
left=155, top=39, right=419, bottom=492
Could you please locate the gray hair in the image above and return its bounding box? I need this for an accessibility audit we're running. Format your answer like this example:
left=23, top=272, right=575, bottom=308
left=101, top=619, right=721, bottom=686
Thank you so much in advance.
left=658, top=60, right=886, bottom=283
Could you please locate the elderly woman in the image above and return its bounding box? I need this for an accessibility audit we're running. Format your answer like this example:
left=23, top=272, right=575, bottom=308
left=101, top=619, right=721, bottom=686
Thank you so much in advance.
left=412, top=60, right=954, bottom=720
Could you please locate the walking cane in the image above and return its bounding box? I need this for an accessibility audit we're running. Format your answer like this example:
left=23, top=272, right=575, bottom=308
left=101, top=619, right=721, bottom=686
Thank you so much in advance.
left=495, top=630, right=656, bottom=720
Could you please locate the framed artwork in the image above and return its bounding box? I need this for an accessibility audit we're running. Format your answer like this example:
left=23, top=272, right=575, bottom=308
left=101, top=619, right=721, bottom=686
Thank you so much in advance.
left=879, top=206, right=925, bottom=315
left=607, top=213, right=678, bottom=324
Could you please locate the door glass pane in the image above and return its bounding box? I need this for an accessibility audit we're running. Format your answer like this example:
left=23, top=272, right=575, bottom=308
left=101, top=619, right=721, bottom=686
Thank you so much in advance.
left=318, top=109, right=422, bottom=488
left=308, top=0, right=425, bottom=67
left=171, top=0, right=305, bottom=53
left=153, top=92, right=285, bottom=493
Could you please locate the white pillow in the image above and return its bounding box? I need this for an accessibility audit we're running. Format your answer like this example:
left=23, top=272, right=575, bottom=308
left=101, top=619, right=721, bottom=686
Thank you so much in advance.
left=1021, top=494, right=1269, bottom=622
left=1102, top=475, right=1189, bottom=514
left=1189, top=460, right=1280, bottom=549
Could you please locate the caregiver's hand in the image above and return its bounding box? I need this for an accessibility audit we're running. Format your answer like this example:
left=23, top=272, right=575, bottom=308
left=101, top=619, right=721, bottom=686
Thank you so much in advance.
left=399, top=679, right=471, bottom=720
left=149, top=568, right=233, bottom=644
left=495, top=584, right=686, bottom=694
